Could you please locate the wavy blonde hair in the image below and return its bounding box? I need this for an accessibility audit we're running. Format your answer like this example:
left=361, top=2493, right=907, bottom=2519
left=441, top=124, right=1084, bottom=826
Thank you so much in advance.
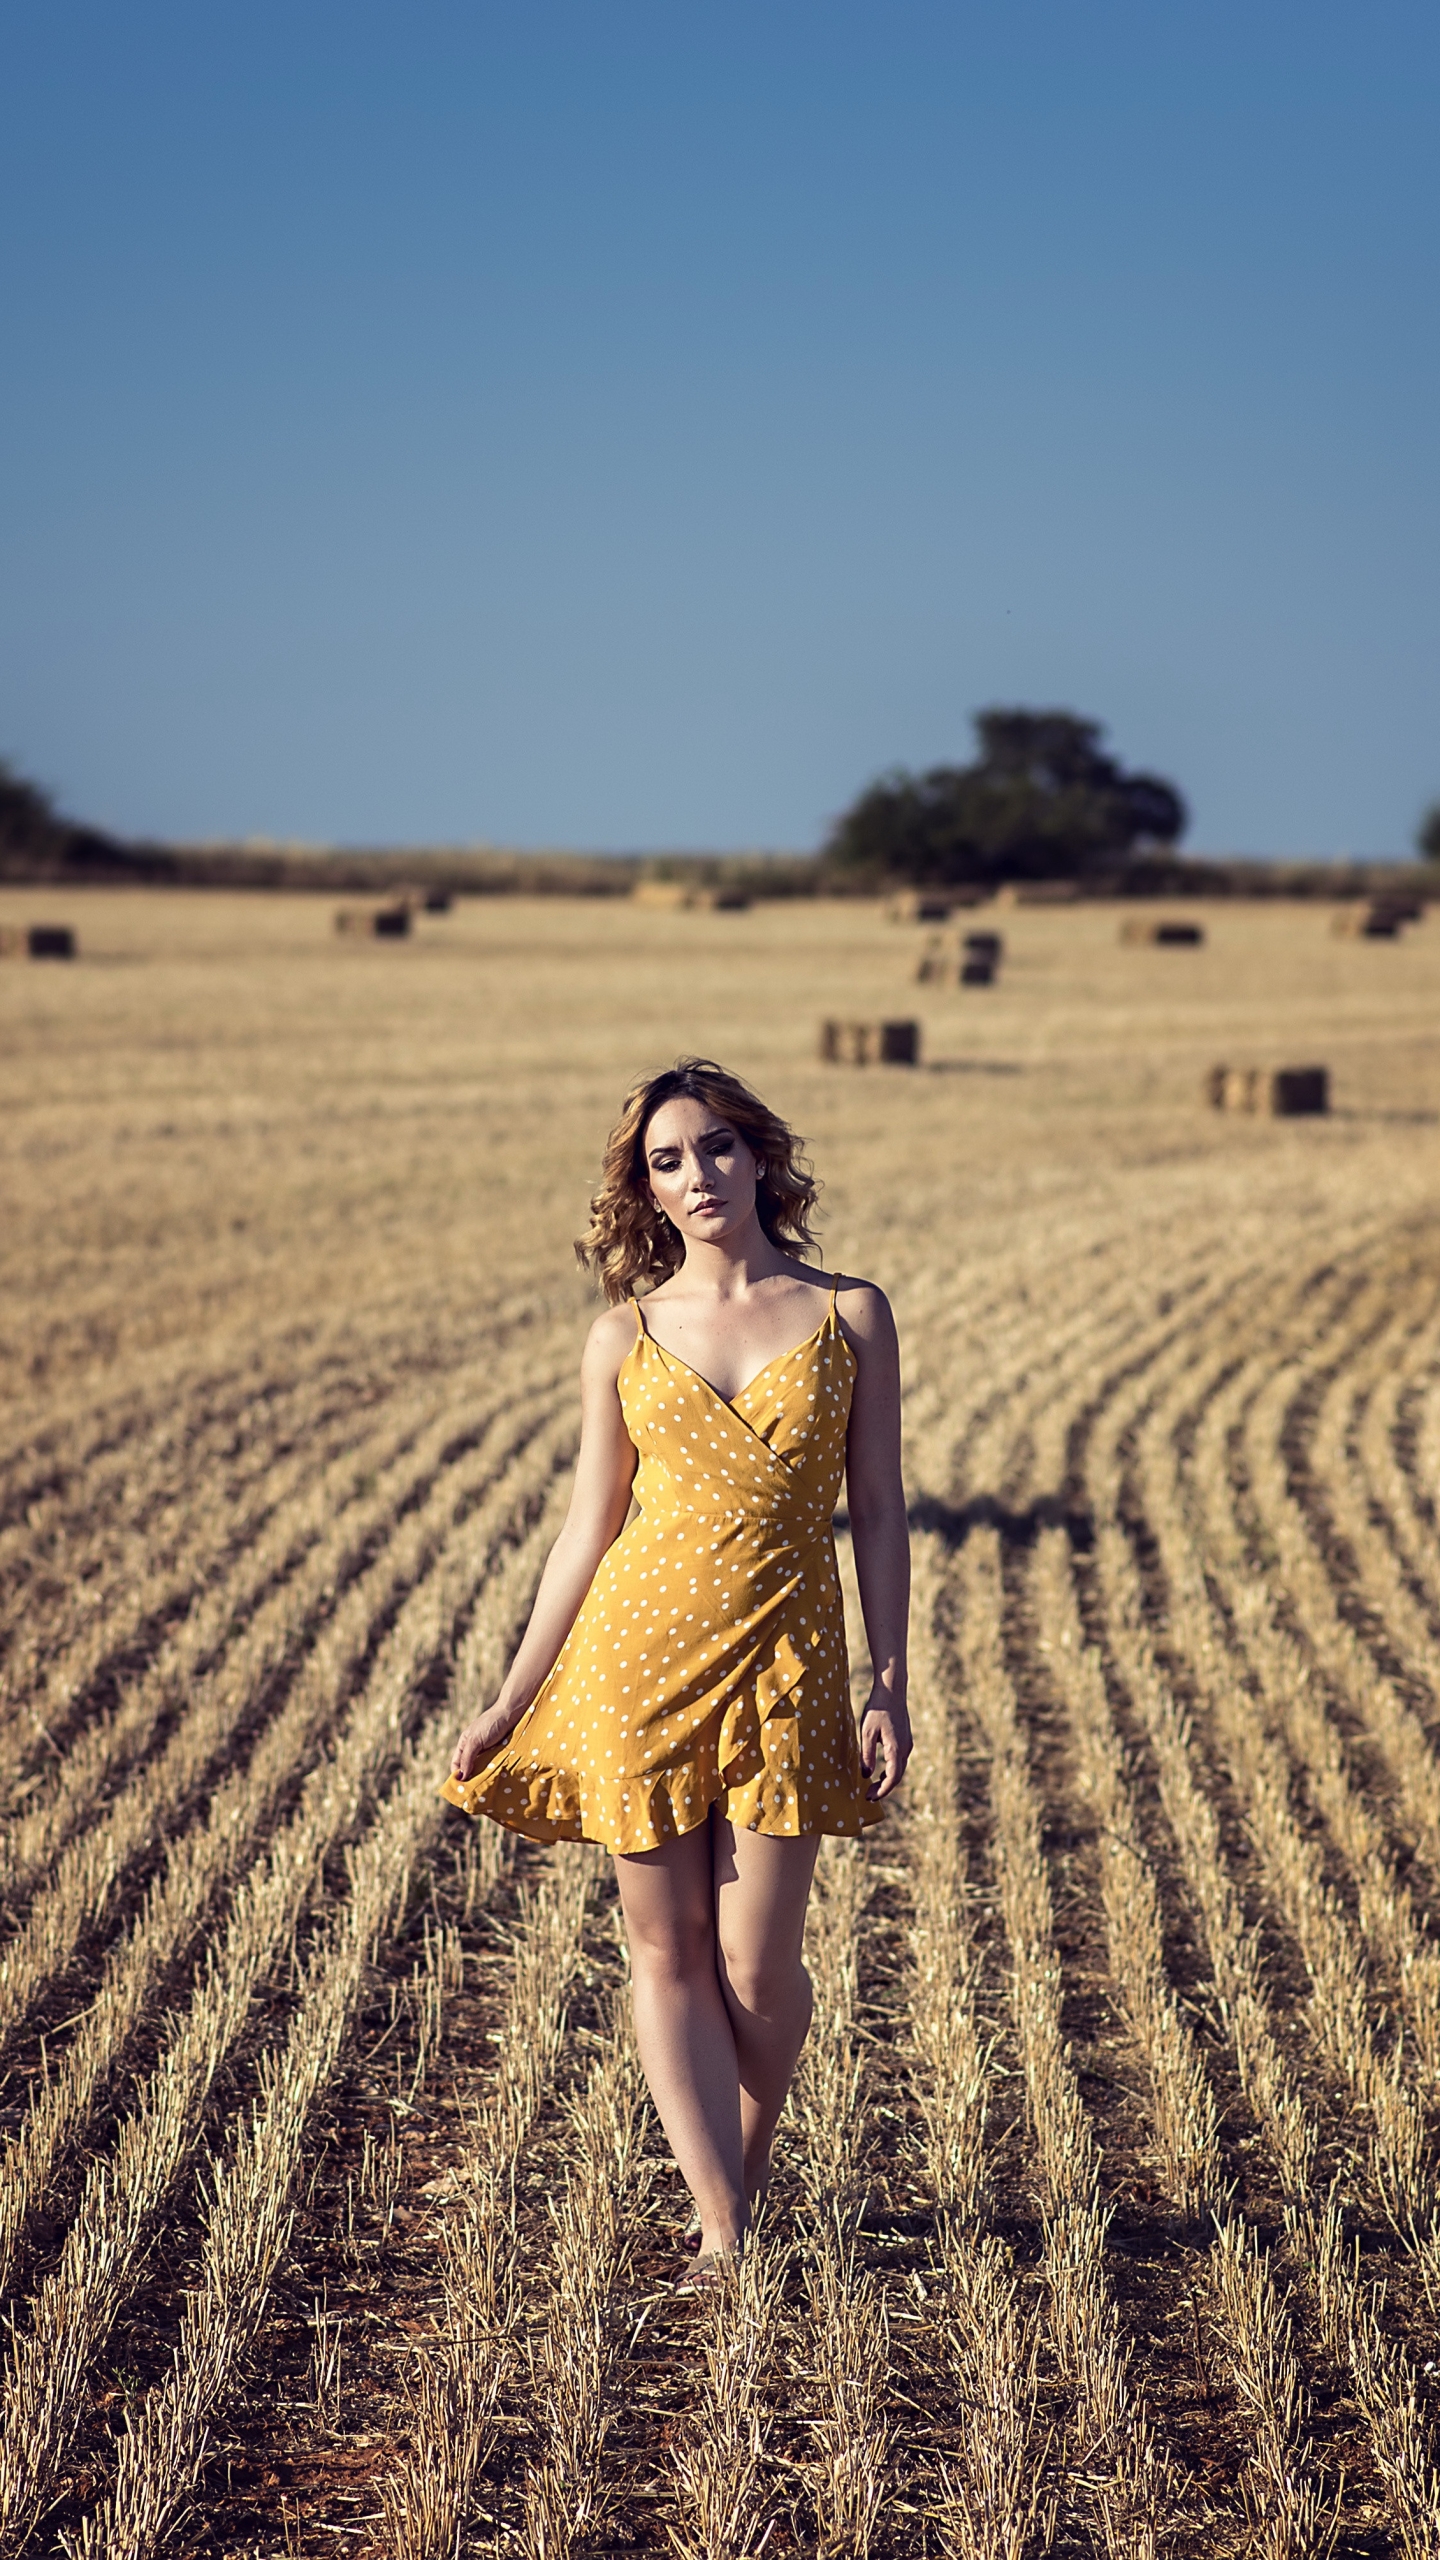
left=575, top=1057, right=821, bottom=1304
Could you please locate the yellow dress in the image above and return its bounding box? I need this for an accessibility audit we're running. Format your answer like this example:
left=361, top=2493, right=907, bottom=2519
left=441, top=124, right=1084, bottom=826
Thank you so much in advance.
left=440, top=1288, right=883, bottom=1851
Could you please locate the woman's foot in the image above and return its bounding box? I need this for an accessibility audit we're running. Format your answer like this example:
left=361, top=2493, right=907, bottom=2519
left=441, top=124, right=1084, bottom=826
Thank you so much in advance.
left=676, top=2244, right=743, bottom=2293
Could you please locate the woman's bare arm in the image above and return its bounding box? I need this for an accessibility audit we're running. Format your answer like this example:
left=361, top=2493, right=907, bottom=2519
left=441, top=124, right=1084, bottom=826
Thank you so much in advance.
left=840, top=1281, right=912, bottom=1801
left=450, top=1309, right=638, bottom=1781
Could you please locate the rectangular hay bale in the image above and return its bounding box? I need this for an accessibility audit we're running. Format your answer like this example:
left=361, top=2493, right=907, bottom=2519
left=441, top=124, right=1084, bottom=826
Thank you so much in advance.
left=27, top=925, right=76, bottom=959
left=1206, top=1062, right=1328, bottom=1116
left=1331, top=902, right=1416, bottom=939
left=1267, top=1065, right=1328, bottom=1115
left=335, top=905, right=411, bottom=938
left=819, top=1018, right=920, bottom=1066
left=631, top=880, right=696, bottom=909
left=887, top=890, right=985, bottom=921
left=1121, top=916, right=1204, bottom=946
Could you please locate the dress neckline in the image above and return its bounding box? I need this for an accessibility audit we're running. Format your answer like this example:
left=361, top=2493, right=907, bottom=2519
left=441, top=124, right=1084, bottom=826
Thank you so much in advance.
left=628, top=1287, right=841, bottom=1412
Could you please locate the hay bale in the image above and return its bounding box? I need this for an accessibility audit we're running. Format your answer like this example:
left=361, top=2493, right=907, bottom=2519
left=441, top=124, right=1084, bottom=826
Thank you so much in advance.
left=896, top=892, right=954, bottom=924
left=334, top=905, right=411, bottom=939
left=1332, top=901, right=1414, bottom=942
left=1121, top=917, right=1204, bottom=946
left=1206, top=1063, right=1328, bottom=1116
left=27, top=925, right=76, bottom=960
left=631, top=881, right=696, bottom=910
left=819, top=1018, right=920, bottom=1066
left=887, top=889, right=985, bottom=922
left=1268, top=1065, right=1329, bottom=1115
left=630, top=882, right=748, bottom=912
left=0, top=925, right=27, bottom=958
left=915, top=927, right=1003, bottom=985
left=1331, top=900, right=1416, bottom=939
left=422, top=889, right=453, bottom=914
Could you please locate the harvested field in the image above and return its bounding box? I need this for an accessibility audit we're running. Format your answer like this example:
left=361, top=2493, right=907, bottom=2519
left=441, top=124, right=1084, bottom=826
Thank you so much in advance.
left=4, top=887, right=1440, bottom=2555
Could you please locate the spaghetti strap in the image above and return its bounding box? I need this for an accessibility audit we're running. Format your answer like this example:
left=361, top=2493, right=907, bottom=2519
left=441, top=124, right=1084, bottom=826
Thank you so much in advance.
left=630, top=1295, right=647, bottom=1339
left=828, top=1275, right=843, bottom=1321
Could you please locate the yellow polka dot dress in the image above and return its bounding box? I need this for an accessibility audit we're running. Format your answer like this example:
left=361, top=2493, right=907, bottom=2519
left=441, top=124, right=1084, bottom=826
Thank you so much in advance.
left=441, top=1290, right=883, bottom=1850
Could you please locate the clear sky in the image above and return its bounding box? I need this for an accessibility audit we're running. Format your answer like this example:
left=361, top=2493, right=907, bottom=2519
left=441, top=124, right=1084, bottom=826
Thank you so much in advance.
left=1, top=1, right=1435, bottom=856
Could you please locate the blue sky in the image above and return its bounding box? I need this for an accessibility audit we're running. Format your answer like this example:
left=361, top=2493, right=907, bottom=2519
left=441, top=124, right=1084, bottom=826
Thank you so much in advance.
left=0, top=1, right=1435, bottom=855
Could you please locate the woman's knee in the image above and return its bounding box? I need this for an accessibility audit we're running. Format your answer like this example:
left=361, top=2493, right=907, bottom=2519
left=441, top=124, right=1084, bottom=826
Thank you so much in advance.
left=717, top=1939, right=811, bottom=2020
left=625, top=1903, right=717, bottom=1988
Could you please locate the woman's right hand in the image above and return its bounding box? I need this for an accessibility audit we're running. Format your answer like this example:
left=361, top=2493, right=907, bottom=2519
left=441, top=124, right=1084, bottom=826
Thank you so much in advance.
left=450, top=1697, right=528, bottom=1785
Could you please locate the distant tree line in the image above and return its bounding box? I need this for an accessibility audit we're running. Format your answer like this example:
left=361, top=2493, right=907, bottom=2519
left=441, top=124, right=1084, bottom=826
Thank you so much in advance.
left=0, top=761, right=66, bottom=868
left=820, top=709, right=1187, bottom=887
left=0, top=758, right=173, bottom=883
left=6, top=732, right=1439, bottom=893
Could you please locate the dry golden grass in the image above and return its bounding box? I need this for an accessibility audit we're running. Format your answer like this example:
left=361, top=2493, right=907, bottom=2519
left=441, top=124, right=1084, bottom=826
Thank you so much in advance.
left=6, top=886, right=1440, bottom=2554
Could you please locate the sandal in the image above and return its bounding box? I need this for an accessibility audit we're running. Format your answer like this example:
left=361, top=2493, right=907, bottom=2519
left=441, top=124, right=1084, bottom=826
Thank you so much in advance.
left=675, top=2247, right=742, bottom=2293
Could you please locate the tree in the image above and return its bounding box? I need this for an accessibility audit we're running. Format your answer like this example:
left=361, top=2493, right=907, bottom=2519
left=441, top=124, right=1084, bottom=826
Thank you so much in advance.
left=0, top=759, right=63, bottom=863
left=1417, top=804, right=1440, bottom=864
left=820, top=708, right=1187, bottom=887
left=0, top=756, right=169, bottom=882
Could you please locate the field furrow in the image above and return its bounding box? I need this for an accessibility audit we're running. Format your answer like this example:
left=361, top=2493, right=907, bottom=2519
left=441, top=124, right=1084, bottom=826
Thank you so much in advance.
left=0, top=1460, right=573, bottom=2549
left=11, top=891, right=1440, bottom=2552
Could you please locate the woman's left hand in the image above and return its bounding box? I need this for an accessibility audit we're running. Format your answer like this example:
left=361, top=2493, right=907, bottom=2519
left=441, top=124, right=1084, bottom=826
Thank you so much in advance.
left=861, top=1689, right=912, bottom=1800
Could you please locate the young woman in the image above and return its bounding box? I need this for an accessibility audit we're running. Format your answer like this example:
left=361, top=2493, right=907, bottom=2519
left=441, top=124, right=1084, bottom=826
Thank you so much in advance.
left=444, top=1057, right=911, bottom=2278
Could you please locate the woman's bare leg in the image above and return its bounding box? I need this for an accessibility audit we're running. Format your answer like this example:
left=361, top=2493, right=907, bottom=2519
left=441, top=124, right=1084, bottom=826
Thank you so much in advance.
left=712, top=1820, right=821, bottom=2207
left=614, top=1814, right=822, bottom=2252
left=613, top=1823, right=747, bottom=2256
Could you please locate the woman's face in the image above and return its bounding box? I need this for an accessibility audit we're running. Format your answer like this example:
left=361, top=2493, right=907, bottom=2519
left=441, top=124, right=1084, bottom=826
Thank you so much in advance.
left=642, top=1095, right=761, bottom=1246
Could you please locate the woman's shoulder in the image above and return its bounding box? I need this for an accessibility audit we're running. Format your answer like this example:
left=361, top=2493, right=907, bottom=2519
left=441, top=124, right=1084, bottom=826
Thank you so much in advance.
left=821, top=1267, right=890, bottom=1319
left=824, top=1271, right=896, bottom=1353
left=582, top=1297, right=641, bottom=1385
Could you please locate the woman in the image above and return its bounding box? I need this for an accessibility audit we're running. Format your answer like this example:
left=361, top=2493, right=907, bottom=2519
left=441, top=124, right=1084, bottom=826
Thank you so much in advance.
left=444, top=1057, right=911, bottom=2278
